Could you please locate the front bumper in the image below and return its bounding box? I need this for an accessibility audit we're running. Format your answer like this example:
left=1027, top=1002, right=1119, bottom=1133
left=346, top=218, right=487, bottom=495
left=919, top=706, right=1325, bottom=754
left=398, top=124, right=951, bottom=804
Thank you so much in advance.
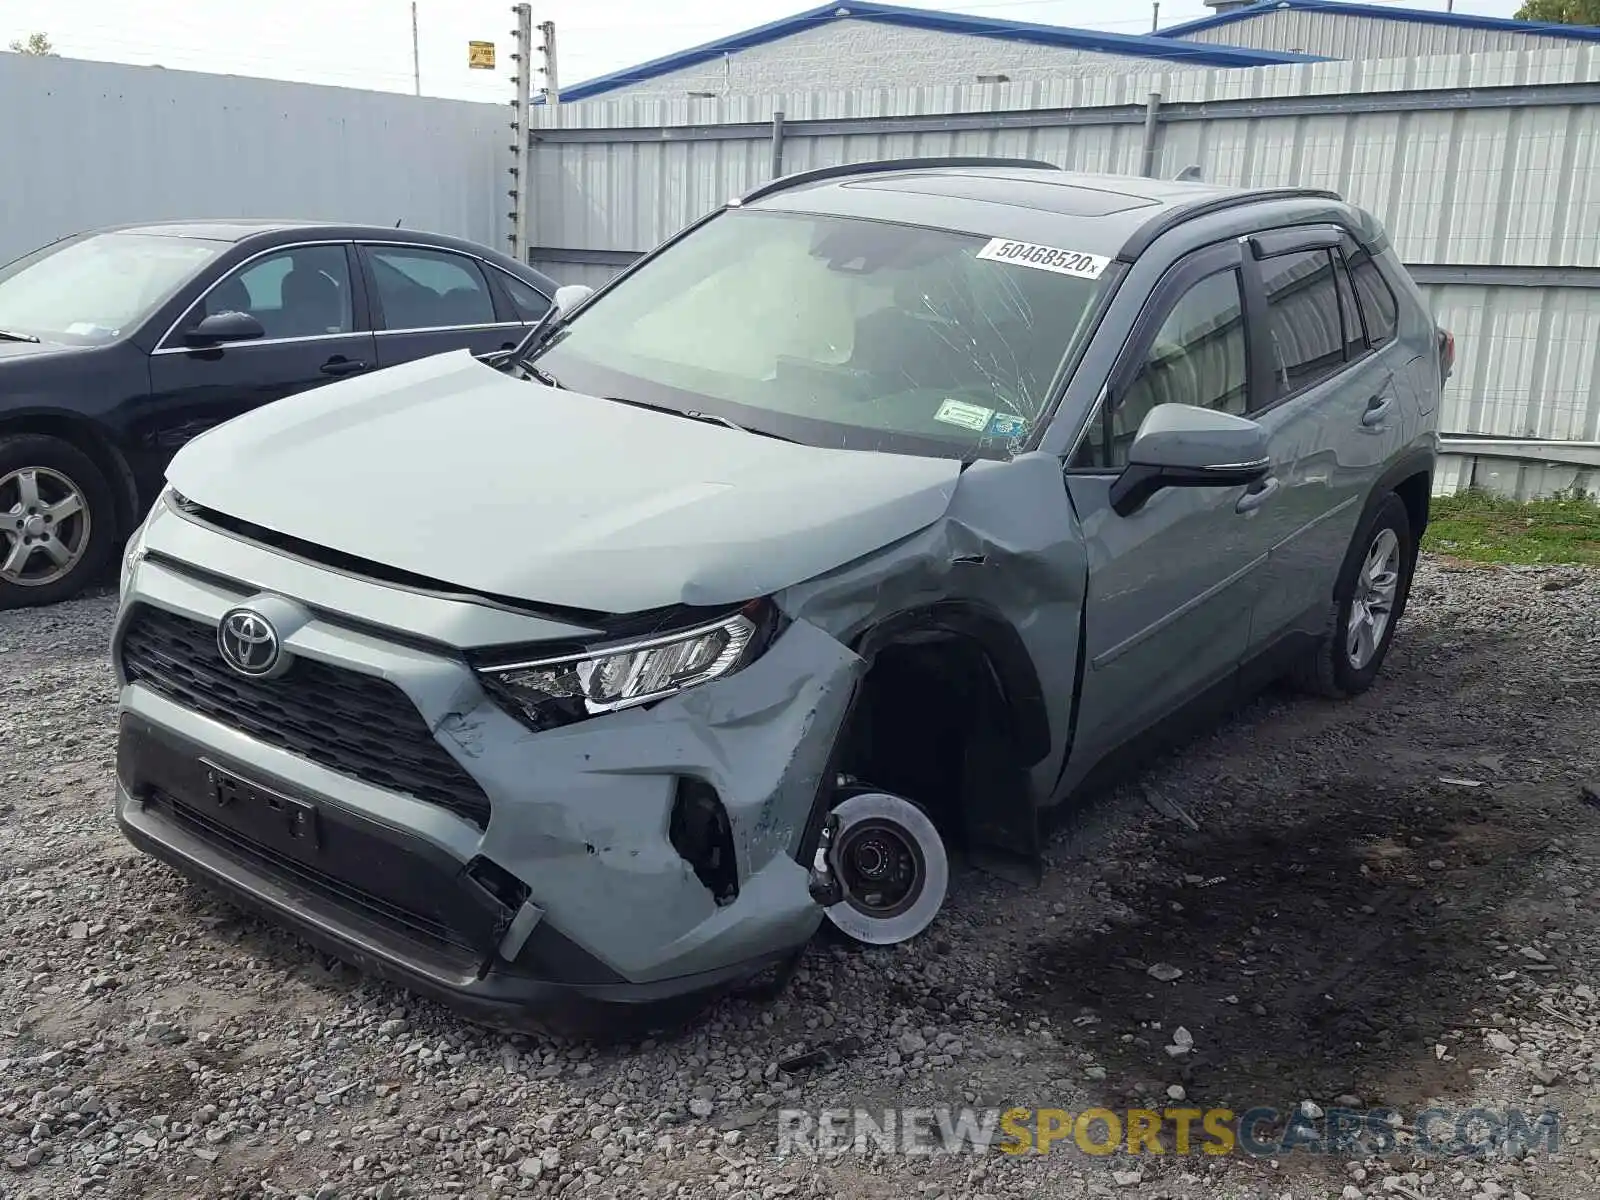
left=114, top=697, right=810, bottom=1038
left=112, top=509, right=864, bottom=1033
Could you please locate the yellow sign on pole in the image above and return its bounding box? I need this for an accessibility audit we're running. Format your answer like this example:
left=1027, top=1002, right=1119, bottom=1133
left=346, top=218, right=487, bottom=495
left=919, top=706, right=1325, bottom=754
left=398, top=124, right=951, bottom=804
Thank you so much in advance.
left=468, top=41, right=496, bottom=70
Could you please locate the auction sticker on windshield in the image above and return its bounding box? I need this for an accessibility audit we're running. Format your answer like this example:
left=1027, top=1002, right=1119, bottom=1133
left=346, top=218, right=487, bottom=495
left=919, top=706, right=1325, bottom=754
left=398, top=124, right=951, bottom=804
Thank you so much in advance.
left=975, top=238, right=1110, bottom=280
left=934, top=399, right=995, bottom=432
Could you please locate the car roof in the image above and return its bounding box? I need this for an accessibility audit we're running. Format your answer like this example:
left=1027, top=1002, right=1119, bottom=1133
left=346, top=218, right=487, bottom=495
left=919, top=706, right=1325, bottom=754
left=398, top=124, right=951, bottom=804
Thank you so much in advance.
left=743, top=163, right=1350, bottom=260
left=83, top=219, right=556, bottom=287
left=104, top=219, right=352, bottom=242
left=103, top=219, right=500, bottom=245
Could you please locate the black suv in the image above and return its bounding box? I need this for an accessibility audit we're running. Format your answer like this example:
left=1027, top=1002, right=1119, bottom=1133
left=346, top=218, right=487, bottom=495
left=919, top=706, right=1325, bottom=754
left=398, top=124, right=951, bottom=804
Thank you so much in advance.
left=0, top=220, right=558, bottom=608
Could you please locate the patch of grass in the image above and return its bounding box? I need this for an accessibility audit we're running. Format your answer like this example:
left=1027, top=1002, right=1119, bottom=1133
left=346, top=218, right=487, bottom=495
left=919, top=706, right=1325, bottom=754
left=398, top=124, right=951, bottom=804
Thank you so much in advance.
left=1422, top=487, right=1600, bottom=566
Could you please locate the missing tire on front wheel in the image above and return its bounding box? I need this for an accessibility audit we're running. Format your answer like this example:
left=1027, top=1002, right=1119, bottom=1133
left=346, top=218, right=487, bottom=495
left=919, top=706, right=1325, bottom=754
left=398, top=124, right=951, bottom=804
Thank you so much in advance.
left=818, top=790, right=949, bottom=947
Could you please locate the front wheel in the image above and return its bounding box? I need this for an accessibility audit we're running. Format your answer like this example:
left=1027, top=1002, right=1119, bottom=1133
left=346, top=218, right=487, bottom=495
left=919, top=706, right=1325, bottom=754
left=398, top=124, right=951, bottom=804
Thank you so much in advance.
left=819, top=790, right=950, bottom=947
left=0, top=434, right=119, bottom=610
left=1291, top=491, right=1415, bottom=699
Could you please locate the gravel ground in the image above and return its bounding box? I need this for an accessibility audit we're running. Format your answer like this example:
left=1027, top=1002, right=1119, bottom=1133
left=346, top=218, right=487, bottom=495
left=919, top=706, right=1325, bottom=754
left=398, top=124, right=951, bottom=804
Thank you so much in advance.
left=3, top=556, right=1599, bottom=1200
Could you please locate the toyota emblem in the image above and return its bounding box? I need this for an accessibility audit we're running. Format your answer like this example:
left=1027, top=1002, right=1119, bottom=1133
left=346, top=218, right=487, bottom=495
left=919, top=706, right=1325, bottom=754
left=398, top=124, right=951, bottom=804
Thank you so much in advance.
left=217, top=607, right=285, bottom=678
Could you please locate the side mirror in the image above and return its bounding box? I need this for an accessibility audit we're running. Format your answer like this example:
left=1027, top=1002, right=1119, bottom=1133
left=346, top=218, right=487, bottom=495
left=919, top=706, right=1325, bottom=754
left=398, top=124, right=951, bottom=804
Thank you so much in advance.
left=185, top=310, right=265, bottom=347
left=552, top=284, right=593, bottom=316
left=1108, top=403, right=1270, bottom=517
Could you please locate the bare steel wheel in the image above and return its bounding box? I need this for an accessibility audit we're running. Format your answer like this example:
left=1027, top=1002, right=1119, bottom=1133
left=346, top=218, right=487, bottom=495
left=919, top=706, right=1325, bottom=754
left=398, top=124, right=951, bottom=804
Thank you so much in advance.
left=0, top=435, right=118, bottom=610
left=1, top=465, right=92, bottom=588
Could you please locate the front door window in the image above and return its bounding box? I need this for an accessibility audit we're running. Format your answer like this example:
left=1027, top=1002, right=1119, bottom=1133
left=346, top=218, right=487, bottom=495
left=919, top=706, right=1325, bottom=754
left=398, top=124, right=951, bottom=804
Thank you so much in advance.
left=187, top=245, right=355, bottom=341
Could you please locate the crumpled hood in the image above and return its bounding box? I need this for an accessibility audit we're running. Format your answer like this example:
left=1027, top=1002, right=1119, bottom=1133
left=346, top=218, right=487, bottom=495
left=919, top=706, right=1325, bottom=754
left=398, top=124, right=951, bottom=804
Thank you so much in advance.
left=166, top=350, right=962, bottom=613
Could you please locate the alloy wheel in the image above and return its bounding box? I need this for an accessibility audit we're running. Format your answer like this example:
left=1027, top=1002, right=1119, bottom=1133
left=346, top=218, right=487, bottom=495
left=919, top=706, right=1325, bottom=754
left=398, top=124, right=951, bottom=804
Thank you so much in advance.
left=0, top=466, right=93, bottom=588
left=1346, top=526, right=1400, bottom=671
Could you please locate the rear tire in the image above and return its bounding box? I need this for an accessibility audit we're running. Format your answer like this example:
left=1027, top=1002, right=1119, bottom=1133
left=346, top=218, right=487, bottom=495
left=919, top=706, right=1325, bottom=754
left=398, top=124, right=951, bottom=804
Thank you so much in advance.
left=1290, top=491, right=1415, bottom=699
left=0, top=434, right=118, bottom=611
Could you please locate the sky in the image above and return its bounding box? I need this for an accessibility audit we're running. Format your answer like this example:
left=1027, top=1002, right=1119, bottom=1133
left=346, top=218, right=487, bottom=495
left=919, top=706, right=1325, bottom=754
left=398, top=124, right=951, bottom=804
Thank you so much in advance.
left=1, top=0, right=1530, bottom=104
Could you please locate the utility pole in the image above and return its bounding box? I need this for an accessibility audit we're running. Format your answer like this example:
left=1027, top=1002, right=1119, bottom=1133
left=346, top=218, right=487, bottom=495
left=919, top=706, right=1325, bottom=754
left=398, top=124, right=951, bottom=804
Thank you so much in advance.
left=411, top=1, right=421, bottom=95
left=1151, top=2, right=1160, bottom=32
left=508, top=4, right=534, bottom=262
left=538, top=20, right=560, bottom=109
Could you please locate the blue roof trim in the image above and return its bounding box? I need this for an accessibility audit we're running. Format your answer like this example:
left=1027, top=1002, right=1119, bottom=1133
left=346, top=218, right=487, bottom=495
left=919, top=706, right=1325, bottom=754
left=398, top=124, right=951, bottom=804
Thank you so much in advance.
left=1159, top=0, right=1600, bottom=43
left=554, top=1, right=1324, bottom=104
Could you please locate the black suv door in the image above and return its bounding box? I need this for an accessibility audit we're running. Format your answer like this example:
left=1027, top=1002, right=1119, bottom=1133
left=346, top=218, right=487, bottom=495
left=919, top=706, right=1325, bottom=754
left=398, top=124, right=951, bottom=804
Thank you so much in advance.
left=144, top=242, right=376, bottom=451
left=358, top=243, right=531, bottom=369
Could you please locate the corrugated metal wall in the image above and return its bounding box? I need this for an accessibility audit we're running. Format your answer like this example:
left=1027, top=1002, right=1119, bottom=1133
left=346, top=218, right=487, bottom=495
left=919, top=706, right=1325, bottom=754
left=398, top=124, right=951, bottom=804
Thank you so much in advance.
left=1173, top=10, right=1589, bottom=59
left=527, top=47, right=1600, bottom=498
left=580, top=19, right=1197, bottom=105
left=0, top=53, right=511, bottom=266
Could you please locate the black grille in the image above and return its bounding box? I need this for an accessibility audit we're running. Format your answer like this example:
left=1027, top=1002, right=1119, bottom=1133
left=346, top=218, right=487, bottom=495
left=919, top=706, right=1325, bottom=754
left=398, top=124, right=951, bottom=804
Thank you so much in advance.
left=157, top=789, right=478, bottom=960
left=120, top=605, right=492, bottom=828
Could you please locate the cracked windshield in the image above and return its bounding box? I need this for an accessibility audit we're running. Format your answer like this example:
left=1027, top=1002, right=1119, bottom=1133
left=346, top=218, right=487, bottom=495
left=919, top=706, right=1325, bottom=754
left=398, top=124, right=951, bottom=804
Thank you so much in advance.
left=531, top=209, right=1107, bottom=457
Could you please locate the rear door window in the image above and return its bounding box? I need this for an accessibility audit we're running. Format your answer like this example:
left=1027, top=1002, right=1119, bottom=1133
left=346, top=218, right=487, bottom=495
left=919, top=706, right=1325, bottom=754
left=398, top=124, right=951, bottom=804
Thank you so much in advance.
left=364, top=245, right=498, bottom=330
left=1344, top=246, right=1399, bottom=346
left=1333, top=253, right=1367, bottom=359
left=1258, top=250, right=1347, bottom=402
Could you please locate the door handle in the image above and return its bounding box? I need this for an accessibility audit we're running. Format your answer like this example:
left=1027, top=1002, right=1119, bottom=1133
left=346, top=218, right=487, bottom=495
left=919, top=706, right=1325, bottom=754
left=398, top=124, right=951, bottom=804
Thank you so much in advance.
left=1235, top=476, right=1281, bottom=514
left=320, top=358, right=368, bottom=377
left=1361, top=395, right=1394, bottom=427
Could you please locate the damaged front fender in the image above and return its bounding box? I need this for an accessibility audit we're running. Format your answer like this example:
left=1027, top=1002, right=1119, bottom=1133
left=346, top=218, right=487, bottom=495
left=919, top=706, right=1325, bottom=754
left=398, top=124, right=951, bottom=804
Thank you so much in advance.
left=774, top=450, right=1090, bottom=868
left=440, top=617, right=864, bottom=983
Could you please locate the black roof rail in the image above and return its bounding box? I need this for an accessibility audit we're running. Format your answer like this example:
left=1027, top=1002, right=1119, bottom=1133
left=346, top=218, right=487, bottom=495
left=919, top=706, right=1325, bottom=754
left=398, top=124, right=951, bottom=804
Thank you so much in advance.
left=735, top=157, right=1059, bottom=206
left=1117, top=186, right=1343, bottom=260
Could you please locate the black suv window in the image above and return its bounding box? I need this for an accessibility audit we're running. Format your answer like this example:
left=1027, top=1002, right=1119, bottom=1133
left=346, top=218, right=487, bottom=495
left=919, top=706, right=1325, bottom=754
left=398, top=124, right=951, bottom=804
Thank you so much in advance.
left=1074, top=269, right=1247, bottom=470
left=367, top=246, right=497, bottom=330
left=498, top=271, right=552, bottom=321
left=1259, top=249, right=1345, bottom=401
left=1345, top=245, right=1399, bottom=346
left=194, top=245, right=354, bottom=341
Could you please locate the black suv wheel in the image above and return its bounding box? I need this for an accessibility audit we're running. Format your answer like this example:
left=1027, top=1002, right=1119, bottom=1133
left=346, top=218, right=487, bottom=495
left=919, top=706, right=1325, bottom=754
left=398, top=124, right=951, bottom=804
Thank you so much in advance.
left=0, top=434, right=118, bottom=609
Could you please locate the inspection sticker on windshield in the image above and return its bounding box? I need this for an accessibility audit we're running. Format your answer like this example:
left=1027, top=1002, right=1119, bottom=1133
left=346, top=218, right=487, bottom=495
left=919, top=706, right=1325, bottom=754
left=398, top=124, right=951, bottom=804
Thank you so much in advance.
left=934, top=399, right=995, bottom=432
left=975, top=238, right=1110, bottom=280
left=989, top=412, right=1028, bottom=438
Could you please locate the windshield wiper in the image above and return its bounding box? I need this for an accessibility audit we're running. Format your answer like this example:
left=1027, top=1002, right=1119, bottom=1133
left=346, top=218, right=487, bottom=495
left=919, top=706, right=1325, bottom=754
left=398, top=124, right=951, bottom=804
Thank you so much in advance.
left=0, top=328, right=40, bottom=344
left=523, top=362, right=565, bottom=388
left=601, top=395, right=796, bottom=442
left=685, top=410, right=754, bottom=434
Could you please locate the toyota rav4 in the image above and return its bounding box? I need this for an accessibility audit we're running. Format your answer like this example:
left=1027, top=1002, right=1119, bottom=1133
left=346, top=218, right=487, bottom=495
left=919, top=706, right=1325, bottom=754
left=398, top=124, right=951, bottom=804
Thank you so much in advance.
left=111, top=159, right=1452, bottom=1034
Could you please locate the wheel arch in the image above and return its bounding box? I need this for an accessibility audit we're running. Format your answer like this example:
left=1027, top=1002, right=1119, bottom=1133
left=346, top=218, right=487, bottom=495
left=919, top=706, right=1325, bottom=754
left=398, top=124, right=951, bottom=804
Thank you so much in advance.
left=0, top=410, right=141, bottom=536
left=850, top=599, right=1052, bottom=766
left=1345, top=448, right=1433, bottom=587
left=794, top=599, right=1054, bottom=873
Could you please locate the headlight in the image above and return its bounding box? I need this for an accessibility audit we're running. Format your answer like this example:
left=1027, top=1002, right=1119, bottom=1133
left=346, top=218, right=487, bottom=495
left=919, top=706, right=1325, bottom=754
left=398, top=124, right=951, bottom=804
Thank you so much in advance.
left=120, top=489, right=178, bottom=596
left=477, top=602, right=777, bottom=731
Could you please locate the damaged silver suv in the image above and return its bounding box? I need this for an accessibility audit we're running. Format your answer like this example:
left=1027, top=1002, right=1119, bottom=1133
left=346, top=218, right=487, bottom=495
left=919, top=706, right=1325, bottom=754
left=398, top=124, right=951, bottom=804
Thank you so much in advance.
left=112, top=159, right=1451, bottom=1034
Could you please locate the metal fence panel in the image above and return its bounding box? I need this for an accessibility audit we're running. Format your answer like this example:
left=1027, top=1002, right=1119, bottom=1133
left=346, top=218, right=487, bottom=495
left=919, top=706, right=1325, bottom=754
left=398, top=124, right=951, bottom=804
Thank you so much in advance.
left=0, top=53, right=511, bottom=266
left=1423, top=283, right=1600, bottom=443
left=528, top=46, right=1600, bottom=495
left=1436, top=454, right=1599, bottom=500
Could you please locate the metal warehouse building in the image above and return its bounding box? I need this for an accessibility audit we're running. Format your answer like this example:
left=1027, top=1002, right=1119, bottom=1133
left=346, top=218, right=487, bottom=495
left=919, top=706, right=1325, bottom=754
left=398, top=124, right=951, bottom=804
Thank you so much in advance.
left=555, top=1, right=1317, bottom=105
left=1161, top=0, right=1600, bottom=59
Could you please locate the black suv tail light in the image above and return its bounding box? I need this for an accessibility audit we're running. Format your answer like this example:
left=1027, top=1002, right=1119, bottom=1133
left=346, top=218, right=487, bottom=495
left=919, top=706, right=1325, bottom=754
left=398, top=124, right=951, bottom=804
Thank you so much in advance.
left=1438, top=328, right=1456, bottom=384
